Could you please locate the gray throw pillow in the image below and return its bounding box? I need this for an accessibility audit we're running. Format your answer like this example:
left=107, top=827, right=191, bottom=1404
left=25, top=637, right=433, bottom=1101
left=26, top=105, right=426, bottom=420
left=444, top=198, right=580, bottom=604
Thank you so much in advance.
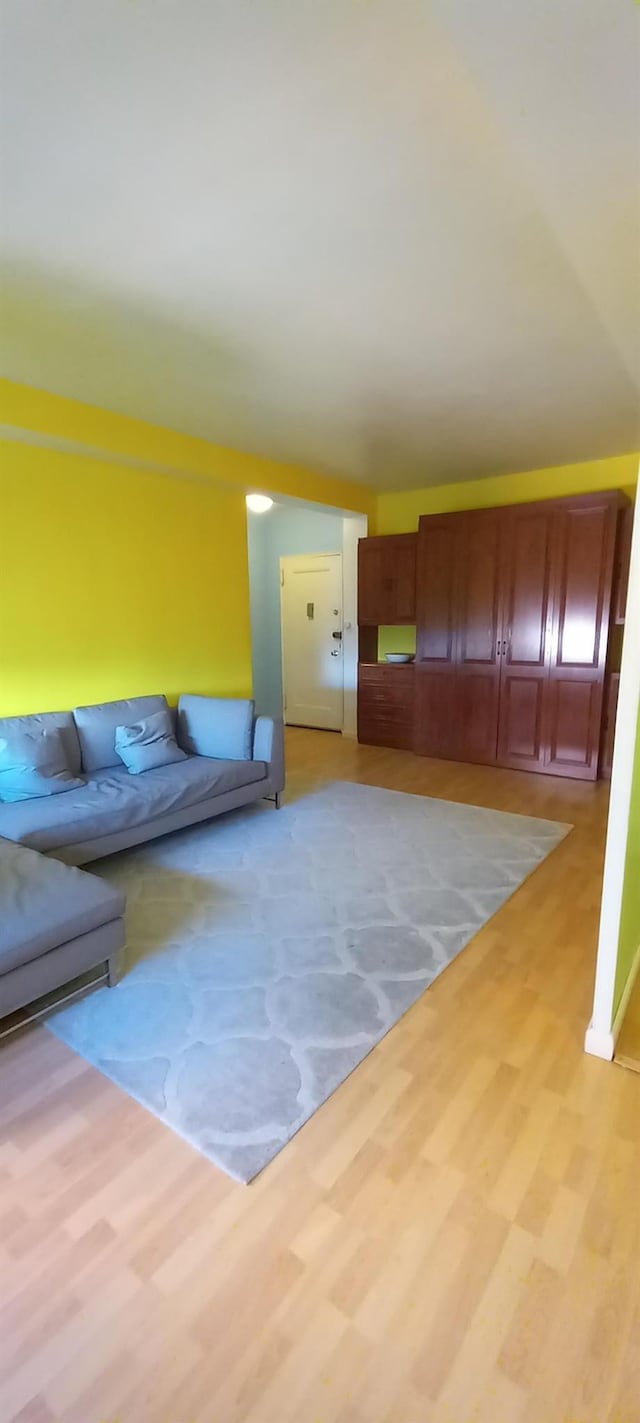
left=0, top=726, right=86, bottom=803
left=114, top=709, right=187, bottom=775
left=177, top=694, right=255, bottom=761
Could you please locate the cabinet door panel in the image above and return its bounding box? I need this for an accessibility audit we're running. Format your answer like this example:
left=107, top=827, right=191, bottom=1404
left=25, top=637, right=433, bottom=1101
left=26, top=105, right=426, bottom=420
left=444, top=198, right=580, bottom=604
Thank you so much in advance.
left=458, top=511, right=503, bottom=667
left=414, top=666, right=459, bottom=760
left=497, top=506, right=553, bottom=772
left=357, top=543, right=383, bottom=625
left=455, top=510, right=503, bottom=764
left=545, top=499, right=618, bottom=780
left=545, top=680, right=602, bottom=778
left=358, top=535, right=417, bottom=626
left=504, top=508, right=552, bottom=666
left=416, top=515, right=459, bottom=664
left=554, top=506, right=611, bottom=668
left=384, top=540, right=417, bottom=622
left=458, top=673, right=502, bottom=765
left=498, top=677, right=545, bottom=764
left=415, top=515, right=459, bottom=757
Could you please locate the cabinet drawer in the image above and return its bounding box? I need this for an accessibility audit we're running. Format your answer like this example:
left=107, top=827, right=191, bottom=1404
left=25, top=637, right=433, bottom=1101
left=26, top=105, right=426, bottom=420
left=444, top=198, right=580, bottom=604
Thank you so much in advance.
left=359, top=665, right=415, bottom=690
left=358, top=667, right=414, bottom=749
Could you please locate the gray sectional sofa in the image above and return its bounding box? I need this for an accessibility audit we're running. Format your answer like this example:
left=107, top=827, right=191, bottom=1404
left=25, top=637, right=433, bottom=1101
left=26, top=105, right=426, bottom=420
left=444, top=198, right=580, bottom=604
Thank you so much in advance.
left=0, top=693, right=284, bottom=1017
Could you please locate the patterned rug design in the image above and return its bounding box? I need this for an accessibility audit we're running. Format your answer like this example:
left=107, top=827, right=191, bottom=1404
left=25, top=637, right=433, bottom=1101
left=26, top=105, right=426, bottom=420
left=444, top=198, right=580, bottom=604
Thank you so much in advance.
left=49, top=782, right=570, bottom=1181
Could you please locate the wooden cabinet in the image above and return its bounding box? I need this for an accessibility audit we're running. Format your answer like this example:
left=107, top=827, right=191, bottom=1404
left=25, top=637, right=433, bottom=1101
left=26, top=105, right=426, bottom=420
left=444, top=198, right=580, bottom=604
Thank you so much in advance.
left=358, top=534, right=417, bottom=625
left=358, top=664, right=415, bottom=750
left=359, top=491, right=627, bottom=780
left=413, top=491, right=625, bottom=780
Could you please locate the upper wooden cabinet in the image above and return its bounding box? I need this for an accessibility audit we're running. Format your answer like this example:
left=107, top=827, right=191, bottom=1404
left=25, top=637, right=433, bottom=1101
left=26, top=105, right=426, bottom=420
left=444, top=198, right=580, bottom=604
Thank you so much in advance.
left=358, top=533, right=417, bottom=625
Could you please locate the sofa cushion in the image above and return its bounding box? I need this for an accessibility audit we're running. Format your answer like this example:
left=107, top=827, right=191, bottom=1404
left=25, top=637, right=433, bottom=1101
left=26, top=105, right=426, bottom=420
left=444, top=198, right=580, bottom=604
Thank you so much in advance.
left=74, top=695, right=170, bottom=773
left=0, top=710, right=82, bottom=776
left=0, top=755, right=267, bottom=854
left=0, top=726, right=86, bottom=803
left=0, top=836, right=126, bottom=974
left=115, top=709, right=187, bottom=775
left=177, top=695, right=255, bottom=761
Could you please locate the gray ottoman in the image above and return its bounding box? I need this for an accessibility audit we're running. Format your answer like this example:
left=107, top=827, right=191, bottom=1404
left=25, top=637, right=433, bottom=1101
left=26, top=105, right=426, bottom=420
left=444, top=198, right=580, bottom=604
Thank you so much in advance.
left=0, top=837, right=126, bottom=1017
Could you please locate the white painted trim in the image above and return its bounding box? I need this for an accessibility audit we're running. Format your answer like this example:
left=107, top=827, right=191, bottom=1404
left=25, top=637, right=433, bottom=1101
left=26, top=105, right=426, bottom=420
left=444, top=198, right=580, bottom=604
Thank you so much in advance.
left=342, top=514, right=368, bottom=738
left=585, top=940, right=640, bottom=1059
left=586, top=472, right=640, bottom=1055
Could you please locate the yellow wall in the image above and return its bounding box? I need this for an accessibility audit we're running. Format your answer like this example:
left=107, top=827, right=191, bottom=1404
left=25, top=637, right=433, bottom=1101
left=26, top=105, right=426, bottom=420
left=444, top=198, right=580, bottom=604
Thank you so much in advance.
left=3, top=380, right=637, bottom=718
left=614, top=705, right=640, bottom=1014
left=376, top=454, right=638, bottom=533
left=1, top=441, right=254, bottom=715
left=0, top=381, right=373, bottom=718
left=377, top=626, right=417, bottom=659
left=0, top=380, right=374, bottom=518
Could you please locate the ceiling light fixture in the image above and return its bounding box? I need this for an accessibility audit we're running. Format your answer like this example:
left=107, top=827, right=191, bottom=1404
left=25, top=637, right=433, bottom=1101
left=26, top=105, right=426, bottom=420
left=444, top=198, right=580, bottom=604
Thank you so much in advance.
left=246, top=493, right=274, bottom=514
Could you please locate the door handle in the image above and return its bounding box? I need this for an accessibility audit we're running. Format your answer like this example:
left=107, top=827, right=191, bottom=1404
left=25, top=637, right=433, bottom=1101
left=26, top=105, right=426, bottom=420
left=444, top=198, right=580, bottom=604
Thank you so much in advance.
left=332, top=630, right=342, bottom=640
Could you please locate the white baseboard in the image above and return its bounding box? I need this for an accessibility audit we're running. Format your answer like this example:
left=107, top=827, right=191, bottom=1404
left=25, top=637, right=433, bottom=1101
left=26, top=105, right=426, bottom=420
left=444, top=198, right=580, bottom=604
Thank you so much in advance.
left=584, top=1024, right=615, bottom=1060
left=585, top=939, right=640, bottom=1061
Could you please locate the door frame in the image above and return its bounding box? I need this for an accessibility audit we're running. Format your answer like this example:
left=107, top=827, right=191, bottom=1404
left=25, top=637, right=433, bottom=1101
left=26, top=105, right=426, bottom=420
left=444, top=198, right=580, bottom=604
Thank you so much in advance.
left=279, top=551, right=345, bottom=731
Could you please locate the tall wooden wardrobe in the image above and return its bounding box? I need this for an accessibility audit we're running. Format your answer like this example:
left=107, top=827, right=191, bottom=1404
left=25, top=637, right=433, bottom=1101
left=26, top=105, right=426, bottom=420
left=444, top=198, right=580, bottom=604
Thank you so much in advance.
left=358, top=490, right=631, bottom=781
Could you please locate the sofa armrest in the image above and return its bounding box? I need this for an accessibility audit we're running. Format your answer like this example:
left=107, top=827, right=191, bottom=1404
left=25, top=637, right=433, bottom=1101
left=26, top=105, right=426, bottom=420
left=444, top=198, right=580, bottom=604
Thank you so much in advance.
left=253, top=716, right=285, bottom=794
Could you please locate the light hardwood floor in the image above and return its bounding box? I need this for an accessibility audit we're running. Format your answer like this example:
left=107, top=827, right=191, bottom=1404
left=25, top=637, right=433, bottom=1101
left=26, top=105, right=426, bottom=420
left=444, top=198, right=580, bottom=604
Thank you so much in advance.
left=1, top=730, right=639, bottom=1423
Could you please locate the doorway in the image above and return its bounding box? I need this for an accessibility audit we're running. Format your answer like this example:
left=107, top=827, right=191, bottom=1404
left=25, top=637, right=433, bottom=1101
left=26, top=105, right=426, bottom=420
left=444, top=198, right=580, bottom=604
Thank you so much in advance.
left=280, top=552, right=343, bottom=730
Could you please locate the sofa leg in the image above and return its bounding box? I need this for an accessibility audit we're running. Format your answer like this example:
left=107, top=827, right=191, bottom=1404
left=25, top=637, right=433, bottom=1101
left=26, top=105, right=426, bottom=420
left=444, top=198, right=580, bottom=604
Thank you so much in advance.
left=275, top=791, right=282, bottom=809
left=107, top=953, right=122, bottom=987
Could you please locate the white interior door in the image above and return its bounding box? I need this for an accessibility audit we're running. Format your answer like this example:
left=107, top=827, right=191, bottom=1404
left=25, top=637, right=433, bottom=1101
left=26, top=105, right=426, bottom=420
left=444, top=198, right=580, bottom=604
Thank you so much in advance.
left=281, top=553, right=343, bottom=730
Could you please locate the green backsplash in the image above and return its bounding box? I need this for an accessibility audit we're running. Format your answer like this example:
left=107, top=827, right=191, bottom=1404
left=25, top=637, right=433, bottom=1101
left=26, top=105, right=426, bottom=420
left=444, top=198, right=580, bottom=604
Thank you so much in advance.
left=377, top=626, right=417, bottom=660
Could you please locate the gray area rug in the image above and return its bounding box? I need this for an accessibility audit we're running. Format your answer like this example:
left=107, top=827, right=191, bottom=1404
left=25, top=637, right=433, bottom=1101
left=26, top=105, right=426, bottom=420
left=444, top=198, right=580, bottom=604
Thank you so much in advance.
left=49, top=782, right=570, bottom=1182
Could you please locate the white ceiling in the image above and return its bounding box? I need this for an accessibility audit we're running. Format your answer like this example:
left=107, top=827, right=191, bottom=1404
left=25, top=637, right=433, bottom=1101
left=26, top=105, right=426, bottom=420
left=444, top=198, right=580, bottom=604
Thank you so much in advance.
left=1, top=0, right=639, bottom=490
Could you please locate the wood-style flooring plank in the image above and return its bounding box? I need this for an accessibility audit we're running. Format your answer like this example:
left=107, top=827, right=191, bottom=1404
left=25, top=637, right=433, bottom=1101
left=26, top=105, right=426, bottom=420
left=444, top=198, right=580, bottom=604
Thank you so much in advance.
left=1, top=728, right=638, bottom=1423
